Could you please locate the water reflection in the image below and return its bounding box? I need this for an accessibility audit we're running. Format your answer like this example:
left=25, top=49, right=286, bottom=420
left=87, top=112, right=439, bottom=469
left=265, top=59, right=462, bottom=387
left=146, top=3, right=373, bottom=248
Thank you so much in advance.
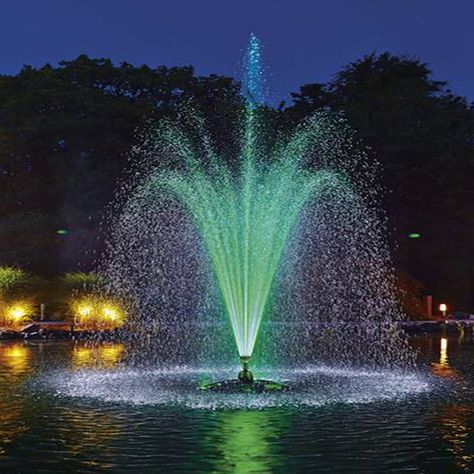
left=72, top=342, right=125, bottom=369
left=0, top=397, right=26, bottom=457
left=0, top=342, right=31, bottom=375
left=431, top=337, right=461, bottom=379
left=57, top=407, right=122, bottom=470
left=0, top=343, right=33, bottom=456
left=437, top=404, right=474, bottom=473
left=2, top=337, right=474, bottom=472
left=207, top=410, right=285, bottom=473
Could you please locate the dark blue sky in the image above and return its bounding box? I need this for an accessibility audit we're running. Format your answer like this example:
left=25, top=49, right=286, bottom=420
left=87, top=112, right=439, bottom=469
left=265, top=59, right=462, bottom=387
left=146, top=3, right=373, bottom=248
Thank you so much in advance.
left=1, top=0, right=474, bottom=104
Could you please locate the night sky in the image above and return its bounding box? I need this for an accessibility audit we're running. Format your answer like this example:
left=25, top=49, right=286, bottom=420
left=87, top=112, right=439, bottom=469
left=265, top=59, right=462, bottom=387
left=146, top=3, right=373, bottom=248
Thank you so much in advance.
left=1, top=0, right=474, bottom=104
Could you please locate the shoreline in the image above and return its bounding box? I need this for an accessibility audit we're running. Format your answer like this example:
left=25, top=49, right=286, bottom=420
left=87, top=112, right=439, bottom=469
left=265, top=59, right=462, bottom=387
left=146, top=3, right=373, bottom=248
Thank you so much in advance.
left=0, top=319, right=472, bottom=341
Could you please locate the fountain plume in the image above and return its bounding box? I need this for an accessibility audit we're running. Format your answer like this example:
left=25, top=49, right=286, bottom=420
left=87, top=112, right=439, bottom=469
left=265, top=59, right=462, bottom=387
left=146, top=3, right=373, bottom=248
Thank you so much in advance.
left=101, top=34, right=413, bottom=374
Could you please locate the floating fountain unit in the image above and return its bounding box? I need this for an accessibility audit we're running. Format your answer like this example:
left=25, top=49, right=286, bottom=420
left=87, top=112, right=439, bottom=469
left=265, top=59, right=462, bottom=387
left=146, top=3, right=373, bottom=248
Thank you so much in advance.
left=200, top=357, right=288, bottom=393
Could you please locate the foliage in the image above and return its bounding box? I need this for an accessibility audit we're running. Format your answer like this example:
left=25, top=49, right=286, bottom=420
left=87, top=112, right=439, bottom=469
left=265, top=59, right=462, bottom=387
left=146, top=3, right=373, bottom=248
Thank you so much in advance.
left=395, top=271, right=427, bottom=320
left=0, top=57, right=241, bottom=274
left=0, top=300, right=34, bottom=328
left=286, top=53, right=474, bottom=311
left=0, top=266, right=29, bottom=294
left=0, top=52, right=472, bottom=310
left=59, top=272, right=103, bottom=292
left=48, top=272, right=103, bottom=318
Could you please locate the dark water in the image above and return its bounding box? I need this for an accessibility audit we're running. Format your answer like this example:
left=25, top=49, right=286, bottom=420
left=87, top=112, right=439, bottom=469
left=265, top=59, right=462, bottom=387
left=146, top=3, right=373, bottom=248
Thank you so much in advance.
left=0, top=335, right=473, bottom=473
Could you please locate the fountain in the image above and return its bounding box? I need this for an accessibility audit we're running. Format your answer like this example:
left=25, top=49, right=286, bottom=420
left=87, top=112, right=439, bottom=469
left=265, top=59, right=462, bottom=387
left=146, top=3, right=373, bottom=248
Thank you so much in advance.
left=98, top=34, right=415, bottom=399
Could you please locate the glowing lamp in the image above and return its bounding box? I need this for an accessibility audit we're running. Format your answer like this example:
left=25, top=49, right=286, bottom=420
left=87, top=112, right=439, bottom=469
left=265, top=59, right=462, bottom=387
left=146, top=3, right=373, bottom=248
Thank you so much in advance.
left=6, top=304, right=28, bottom=322
left=2, top=302, right=32, bottom=327
left=77, top=305, right=93, bottom=317
left=71, top=297, right=125, bottom=330
left=9, top=308, right=26, bottom=320
left=102, top=307, right=119, bottom=320
left=408, top=233, right=421, bottom=239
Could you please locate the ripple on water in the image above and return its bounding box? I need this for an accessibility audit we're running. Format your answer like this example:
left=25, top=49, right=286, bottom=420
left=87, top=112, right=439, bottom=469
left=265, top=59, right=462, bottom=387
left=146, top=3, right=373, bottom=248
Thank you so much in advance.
left=41, top=365, right=433, bottom=410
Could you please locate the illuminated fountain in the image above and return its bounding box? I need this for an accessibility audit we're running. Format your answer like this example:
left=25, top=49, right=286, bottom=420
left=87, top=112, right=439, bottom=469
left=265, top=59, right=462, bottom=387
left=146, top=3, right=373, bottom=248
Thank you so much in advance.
left=97, top=34, right=417, bottom=400
left=133, top=35, right=352, bottom=391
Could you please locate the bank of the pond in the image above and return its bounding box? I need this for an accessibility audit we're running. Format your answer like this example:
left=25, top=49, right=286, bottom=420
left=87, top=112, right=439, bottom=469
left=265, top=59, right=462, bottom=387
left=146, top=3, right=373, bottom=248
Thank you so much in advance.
left=1, top=319, right=472, bottom=342
left=401, top=319, right=474, bottom=335
left=0, top=322, right=124, bottom=341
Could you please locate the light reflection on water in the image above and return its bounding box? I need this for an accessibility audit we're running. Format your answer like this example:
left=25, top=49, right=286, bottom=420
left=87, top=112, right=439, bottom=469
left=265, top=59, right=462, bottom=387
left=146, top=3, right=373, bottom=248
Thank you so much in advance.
left=0, top=342, right=32, bottom=457
left=430, top=336, right=461, bottom=379
left=0, top=342, right=31, bottom=375
left=0, top=336, right=473, bottom=472
left=205, top=410, right=285, bottom=474
left=437, top=404, right=474, bottom=474
left=57, top=407, right=122, bottom=470
left=72, top=342, right=125, bottom=369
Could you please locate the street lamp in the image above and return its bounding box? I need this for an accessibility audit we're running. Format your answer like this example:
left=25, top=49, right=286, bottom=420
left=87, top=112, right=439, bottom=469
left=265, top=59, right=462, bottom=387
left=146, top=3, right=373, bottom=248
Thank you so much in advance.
left=439, top=303, right=447, bottom=319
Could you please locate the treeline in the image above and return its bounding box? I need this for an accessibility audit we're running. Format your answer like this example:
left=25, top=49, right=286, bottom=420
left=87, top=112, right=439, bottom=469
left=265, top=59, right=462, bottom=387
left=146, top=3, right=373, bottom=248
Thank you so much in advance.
left=0, top=53, right=473, bottom=311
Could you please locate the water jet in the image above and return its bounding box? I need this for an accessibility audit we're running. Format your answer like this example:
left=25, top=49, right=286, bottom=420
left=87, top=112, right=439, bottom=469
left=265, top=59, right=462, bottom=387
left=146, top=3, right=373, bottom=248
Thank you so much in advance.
left=104, top=33, right=414, bottom=395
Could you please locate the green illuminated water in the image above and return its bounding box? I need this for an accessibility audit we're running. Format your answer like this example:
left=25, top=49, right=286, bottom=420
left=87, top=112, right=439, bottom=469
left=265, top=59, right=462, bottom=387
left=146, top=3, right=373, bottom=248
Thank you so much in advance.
left=2, top=337, right=470, bottom=472
left=144, top=35, right=348, bottom=358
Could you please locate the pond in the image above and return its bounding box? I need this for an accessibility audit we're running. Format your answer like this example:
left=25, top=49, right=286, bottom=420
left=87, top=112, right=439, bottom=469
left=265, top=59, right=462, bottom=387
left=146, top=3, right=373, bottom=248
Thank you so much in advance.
left=0, top=335, right=472, bottom=473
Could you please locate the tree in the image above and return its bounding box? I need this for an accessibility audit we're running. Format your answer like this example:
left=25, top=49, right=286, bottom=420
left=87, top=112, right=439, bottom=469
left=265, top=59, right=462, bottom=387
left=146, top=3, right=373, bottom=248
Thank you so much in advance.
left=287, top=53, right=474, bottom=310
left=0, top=56, right=241, bottom=275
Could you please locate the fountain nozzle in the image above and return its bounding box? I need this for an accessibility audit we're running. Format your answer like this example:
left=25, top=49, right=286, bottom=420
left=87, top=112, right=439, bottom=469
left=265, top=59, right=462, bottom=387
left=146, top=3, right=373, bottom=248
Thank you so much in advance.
left=238, top=356, right=254, bottom=383
left=200, top=355, right=288, bottom=392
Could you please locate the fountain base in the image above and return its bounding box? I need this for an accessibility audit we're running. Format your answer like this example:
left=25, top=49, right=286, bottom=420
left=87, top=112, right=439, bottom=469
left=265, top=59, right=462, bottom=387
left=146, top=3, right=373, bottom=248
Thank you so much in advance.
left=200, top=356, right=288, bottom=393
left=200, top=379, right=288, bottom=393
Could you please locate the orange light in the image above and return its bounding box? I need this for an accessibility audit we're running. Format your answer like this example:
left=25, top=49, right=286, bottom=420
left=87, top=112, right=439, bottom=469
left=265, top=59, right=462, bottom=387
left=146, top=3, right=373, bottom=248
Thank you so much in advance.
left=1, top=343, right=30, bottom=373
left=102, top=306, right=119, bottom=321
left=71, top=297, right=126, bottom=330
left=77, top=304, right=93, bottom=317
left=72, top=342, right=124, bottom=368
left=2, top=301, right=33, bottom=327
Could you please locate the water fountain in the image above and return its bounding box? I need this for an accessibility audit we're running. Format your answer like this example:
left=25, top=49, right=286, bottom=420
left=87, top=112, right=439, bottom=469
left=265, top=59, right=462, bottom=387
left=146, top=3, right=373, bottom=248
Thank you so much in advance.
left=2, top=32, right=460, bottom=474
left=95, top=34, right=417, bottom=402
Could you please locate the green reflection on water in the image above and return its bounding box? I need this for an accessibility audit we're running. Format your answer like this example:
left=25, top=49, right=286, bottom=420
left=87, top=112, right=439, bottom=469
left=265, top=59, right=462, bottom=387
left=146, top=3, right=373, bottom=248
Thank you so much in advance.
left=204, top=409, right=287, bottom=473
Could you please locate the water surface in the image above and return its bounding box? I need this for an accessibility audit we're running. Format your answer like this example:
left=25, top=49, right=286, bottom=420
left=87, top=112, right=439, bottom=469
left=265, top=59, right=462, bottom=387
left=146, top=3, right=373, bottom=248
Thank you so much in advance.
left=0, top=335, right=473, bottom=473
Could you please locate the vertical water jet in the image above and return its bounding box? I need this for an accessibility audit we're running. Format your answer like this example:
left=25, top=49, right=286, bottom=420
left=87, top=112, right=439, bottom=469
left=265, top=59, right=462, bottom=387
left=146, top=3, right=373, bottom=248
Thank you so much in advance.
left=103, top=33, right=414, bottom=387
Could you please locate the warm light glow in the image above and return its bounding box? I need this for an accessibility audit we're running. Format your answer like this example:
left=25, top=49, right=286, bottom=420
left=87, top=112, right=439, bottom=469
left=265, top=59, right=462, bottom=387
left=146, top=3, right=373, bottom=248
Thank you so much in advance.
left=4, top=345, right=27, bottom=359
left=1, top=301, right=33, bottom=327
left=431, top=337, right=460, bottom=379
left=439, top=303, right=447, bottom=313
left=72, top=342, right=125, bottom=368
left=441, top=337, right=448, bottom=352
left=102, top=306, right=119, bottom=321
left=99, top=344, right=125, bottom=365
left=0, top=343, right=31, bottom=374
left=71, top=296, right=126, bottom=330
left=73, top=346, right=94, bottom=366
left=440, top=337, right=448, bottom=365
left=9, top=308, right=25, bottom=320
left=77, top=304, right=93, bottom=317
